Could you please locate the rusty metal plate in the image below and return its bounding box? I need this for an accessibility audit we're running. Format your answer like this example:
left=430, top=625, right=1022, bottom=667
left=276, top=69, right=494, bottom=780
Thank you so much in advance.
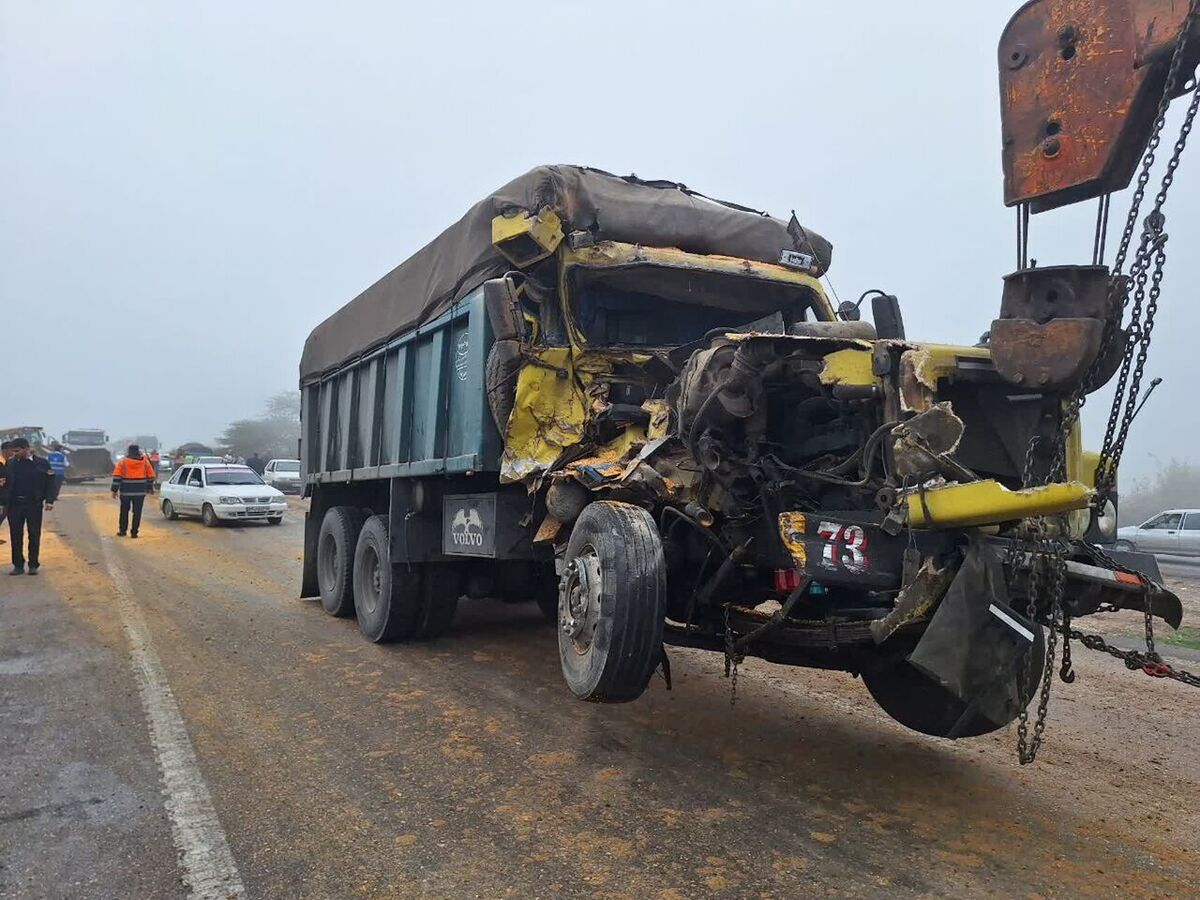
left=989, top=317, right=1105, bottom=391
left=999, top=0, right=1199, bottom=211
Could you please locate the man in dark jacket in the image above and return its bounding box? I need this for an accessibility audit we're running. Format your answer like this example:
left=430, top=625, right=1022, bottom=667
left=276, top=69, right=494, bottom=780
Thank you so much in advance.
left=112, top=444, right=156, bottom=538
left=0, top=438, right=59, bottom=574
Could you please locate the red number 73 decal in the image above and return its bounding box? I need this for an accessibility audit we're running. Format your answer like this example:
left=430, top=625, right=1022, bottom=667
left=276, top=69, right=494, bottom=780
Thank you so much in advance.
left=816, top=521, right=869, bottom=572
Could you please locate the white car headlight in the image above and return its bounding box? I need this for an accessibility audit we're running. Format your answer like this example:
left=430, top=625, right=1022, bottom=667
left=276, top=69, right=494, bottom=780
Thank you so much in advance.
left=272, top=496, right=287, bottom=504
left=219, top=496, right=243, bottom=505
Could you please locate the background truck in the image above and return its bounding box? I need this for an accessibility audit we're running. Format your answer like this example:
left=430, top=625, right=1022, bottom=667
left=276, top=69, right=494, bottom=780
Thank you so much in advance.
left=60, top=428, right=113, bottom=483
left=299, top=164, right=1181, bottom=741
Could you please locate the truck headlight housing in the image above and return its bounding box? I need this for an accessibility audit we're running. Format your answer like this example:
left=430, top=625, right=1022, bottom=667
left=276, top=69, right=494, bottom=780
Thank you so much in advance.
left=1093, top=499, right=1117, bottom=541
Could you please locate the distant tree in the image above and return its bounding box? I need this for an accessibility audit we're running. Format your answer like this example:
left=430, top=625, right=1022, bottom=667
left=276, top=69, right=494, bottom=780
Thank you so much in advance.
left=1118, top=459, right=1200, bottom=525
left=216, top=391, right=300, bottom=461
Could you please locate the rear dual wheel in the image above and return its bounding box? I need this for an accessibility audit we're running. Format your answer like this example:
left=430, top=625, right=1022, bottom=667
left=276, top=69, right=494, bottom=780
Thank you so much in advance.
left=352, top=515, right=459, bottom=643
left=317, top=506, right=364, bottom=617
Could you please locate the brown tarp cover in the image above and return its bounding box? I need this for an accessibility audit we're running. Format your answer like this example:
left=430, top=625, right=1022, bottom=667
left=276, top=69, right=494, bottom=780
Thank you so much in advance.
left=300, top=165, right=832, bottom=382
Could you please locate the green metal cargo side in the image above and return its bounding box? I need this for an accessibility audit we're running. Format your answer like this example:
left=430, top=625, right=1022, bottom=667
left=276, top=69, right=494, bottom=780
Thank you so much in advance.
left=301, top=288, right=499, bottom=483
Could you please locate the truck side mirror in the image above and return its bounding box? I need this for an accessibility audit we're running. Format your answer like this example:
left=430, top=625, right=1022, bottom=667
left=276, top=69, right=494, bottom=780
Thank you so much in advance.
left=871, top=293, right=905, bottom=340
left=483, top=276, right=525, bottom=342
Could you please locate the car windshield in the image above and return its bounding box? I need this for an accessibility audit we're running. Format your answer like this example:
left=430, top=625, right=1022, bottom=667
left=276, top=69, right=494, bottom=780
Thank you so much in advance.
left=276, top=461, right=300, bottom=472
left=205, top=467, right=264, bottom=485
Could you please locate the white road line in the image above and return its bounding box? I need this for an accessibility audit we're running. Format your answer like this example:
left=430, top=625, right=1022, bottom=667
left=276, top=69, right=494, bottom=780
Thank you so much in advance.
left=99, top=537, right=247, bottom=899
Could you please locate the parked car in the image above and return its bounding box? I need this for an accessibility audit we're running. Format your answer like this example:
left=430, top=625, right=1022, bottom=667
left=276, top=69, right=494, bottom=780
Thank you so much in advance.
left=159, top=464, right=288, bottom=527
left=1115, top=510, right=1200, bottom=556
left=194, top=455, right=225, bottom=465
left=263, top=458, right=302, bottom=494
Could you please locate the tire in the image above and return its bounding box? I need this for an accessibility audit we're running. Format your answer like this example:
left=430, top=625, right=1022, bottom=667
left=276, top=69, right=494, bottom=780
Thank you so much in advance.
left=1113, top=540, right=1135, bottom=552
left=485, top=340, right=522, bottom=436
left=317, top=506, right=365, bottom=617
left=161, top=500, right=177, bottom=521
left=353, top=515, right=422, bottom=642
left=268, top=516, right=283, bottom=525
left=201, top=504, right=219, bottom=528
left=558, top=501, right=666, bottom=703
left=415, top=563, right=460, bottom=640
left=862, top=627, right=1046, bottom=739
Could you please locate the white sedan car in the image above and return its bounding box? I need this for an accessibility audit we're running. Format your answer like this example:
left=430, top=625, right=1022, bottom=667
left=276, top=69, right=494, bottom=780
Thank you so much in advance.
left=263, top=458, right=303, bottom=494
left=160, top=464, right=288, bottom=527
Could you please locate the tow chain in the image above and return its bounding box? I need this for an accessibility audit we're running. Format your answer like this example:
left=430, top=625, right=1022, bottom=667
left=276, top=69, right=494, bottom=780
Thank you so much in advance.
left=1010, top=1, right=1200, bottom=764
left=723, top=604, right=741, bottom=708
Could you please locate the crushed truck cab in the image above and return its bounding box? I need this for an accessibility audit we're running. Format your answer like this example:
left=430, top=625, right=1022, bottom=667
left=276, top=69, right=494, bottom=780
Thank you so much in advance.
left=298, top=165, right=1179, bottom=740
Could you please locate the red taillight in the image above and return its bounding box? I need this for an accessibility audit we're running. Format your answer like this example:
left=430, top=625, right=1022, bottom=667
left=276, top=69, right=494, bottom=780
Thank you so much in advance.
left=774, top=568, right=801, bottom=592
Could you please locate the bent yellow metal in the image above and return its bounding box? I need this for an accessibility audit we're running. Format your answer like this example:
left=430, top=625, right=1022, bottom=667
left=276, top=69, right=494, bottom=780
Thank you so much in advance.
left=905, top=479, right=1093, bottom=529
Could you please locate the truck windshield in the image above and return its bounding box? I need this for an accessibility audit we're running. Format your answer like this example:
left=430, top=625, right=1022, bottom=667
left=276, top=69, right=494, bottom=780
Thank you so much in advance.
left=569, top=265, right=821, bottom=347
left=206, top=468, right=264, bottom=485
left=64, top=432, right=105, bottom=445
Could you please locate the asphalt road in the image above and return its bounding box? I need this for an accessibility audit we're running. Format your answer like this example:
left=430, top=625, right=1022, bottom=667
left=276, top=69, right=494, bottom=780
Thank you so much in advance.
left=1154, top=555, right=1200, bottom=581
left=3, top=485, right=1199, bottom=898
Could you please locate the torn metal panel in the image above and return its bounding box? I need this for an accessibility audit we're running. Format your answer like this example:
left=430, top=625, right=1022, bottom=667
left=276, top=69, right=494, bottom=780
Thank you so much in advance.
left=905, top=344, right=993, bottom=391
left=889, top=403, right=967, bottom=483
left=778, top=512, right=808, bottom=569
left=818, top=348, right=876, bottom=387
left=500, top=347, right=589, bottom=483
left=870, top=559, right=955, bottom=644
left=643, top=400, right=672, bottom=440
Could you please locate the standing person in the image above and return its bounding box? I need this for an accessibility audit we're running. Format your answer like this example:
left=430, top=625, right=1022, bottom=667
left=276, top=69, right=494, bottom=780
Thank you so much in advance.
left=0, top=440, right=12, bottom=545
left=246, top=452, right=265, bottom=475
left=111, top=444, right=156, bottom=538
left=46, top=443, right=68, bottom=495
left=0, top=438, right=58, bottom=574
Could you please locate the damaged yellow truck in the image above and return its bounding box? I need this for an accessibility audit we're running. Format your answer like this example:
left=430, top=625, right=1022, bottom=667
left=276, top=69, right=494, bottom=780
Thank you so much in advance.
left=299, top=163, right=1181, bottom=740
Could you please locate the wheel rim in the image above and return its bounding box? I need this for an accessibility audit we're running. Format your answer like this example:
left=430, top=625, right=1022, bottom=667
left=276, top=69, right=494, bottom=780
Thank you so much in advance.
left=562, top=545, right=602, bottom=655
left=361, top=543, right=381, bottom=616
left=318, top=532, right=337, bottom=593
left=162, top=501, right=172, bottom=518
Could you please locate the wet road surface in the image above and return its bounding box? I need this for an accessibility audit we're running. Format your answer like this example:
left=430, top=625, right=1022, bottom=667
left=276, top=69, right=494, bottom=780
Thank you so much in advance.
left=3, top=485, right=1199, bottom=898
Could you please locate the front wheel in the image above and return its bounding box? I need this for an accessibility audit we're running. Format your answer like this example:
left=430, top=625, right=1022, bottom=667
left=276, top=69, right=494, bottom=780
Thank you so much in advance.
left=201, top=504, right=219, bottom=528
left=558, top=501, right=666, bottom=703
left=1113, top=540, right=1136, bottom=552
left=161, top=500, right=177, bottom=521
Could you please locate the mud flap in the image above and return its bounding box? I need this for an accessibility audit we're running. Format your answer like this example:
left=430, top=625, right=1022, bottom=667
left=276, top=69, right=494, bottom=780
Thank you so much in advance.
left=908, top=540, right=1039, bottom=733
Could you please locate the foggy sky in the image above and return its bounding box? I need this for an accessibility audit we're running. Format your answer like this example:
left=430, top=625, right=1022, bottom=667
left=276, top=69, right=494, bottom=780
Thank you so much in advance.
left=3, top=1, right=1197, bottom=479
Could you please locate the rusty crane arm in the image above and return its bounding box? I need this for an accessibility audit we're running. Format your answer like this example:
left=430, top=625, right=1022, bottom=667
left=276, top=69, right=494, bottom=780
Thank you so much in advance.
left=989, top=0, right=1200, bottom=395
left=1000, top=0, right=1200, bottom=212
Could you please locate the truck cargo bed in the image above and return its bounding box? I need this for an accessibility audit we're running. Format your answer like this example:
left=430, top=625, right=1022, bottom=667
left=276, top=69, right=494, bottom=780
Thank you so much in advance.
left=301, top=288, right=498, bottom=484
